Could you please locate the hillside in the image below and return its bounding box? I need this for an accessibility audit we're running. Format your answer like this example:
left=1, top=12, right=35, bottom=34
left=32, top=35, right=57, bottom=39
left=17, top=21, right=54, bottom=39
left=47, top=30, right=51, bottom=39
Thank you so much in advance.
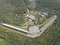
left=0, top=0, right=60, bottom=45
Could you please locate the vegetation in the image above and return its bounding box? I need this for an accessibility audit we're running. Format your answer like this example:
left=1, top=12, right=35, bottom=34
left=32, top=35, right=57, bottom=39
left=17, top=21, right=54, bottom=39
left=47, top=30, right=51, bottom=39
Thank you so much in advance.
left=0, top=0, right=60, bottom=45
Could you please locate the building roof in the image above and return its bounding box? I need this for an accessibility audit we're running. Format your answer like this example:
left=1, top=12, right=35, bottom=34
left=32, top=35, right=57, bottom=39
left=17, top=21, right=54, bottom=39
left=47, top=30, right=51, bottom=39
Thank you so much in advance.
left=27, top=15, right=35, bottom=20
left=43, top=12, right=48, bottom=16
left=28, top=25, right=40, bottom=34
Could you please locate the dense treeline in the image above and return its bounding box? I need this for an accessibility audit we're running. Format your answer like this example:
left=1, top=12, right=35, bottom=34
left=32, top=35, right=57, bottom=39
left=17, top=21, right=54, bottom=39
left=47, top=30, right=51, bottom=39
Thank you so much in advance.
left=36, top=0, right=60, bottom=11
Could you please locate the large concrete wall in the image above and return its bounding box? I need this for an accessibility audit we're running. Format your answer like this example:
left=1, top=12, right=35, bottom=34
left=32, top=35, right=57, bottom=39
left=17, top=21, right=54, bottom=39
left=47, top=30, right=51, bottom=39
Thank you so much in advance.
left=1, top=23, right=29, bottom=34
left=40, top=15, right=57, bottom=32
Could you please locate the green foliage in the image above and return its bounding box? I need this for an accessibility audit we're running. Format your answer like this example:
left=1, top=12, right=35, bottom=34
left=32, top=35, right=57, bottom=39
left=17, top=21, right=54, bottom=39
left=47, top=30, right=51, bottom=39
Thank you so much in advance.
left=36, top=0, right=60, bottom=11
left=0, top=0, right=60, bottom=45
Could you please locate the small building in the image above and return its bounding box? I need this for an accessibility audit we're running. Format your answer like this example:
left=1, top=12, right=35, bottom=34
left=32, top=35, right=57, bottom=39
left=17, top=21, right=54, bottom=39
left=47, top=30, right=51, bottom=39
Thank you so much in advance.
left=43, top=12, right=48, bottom=16
left=28, top=25, right=40, bottom=35
left=27, top=9, right=29, bottom=13
left=26, top=15, right=35, bottom=20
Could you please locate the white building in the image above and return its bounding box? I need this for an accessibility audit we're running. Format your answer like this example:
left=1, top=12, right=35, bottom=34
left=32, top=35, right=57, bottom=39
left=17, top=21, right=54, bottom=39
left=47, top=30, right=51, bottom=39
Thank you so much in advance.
left=26, top=15, right=35, bottom=20
left=43, top=12, right=48, bottom=16
left=28, top=25, right=40, bottom=35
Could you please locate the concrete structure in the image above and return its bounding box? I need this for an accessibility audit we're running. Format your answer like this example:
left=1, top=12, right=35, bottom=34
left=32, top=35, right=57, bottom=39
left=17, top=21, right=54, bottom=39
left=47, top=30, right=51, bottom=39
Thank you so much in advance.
left=40, top=15, right=57, bottom=32
left=30, top=1, right=36, bottom=9
left=1, top=15, right=57, bottom=38
left=43, top=12, right=48, bottom=16
left=38, top=12, right=48, bottom=17
left=1, top=23, right=29, bottom=34
left=28, top=25, right=40, bottom=35
left=26, top=15, right=35, bottom=20
left=27, top=9, right=29, bottom=13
